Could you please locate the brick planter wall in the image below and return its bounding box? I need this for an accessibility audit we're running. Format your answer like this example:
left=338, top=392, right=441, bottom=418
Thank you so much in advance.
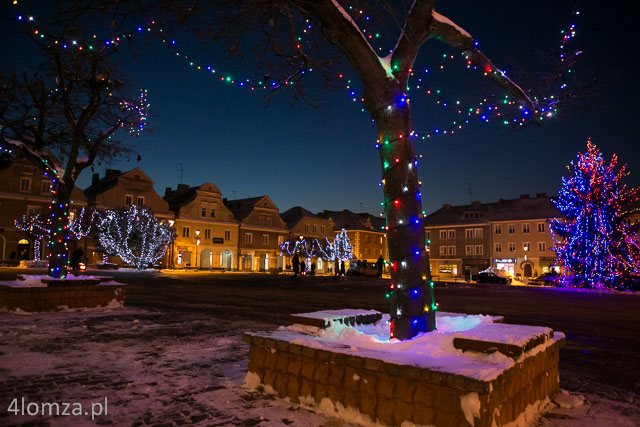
left=0, top=284, right=126, bottom=312
left=244, top=333, right=564, bottom=426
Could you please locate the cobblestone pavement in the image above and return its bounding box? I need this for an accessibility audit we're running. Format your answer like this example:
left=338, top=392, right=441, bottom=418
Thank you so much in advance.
left=0, top=269, right=639, bottom=426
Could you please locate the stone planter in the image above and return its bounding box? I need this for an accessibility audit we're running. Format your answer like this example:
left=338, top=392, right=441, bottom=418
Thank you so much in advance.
left=244, top=311, right=564, bottom=426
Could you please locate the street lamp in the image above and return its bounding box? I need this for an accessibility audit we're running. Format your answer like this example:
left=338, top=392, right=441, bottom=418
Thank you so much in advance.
left=168, top=220, right=175, bottom=269
left=195, top=229, right=201, bottom=269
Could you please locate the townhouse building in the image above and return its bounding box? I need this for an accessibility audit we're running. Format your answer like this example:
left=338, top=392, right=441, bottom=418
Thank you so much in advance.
left=224, top=196, right=288, bottom=271
left=279, top=206, right=335, bottom=273
left=424, top=194, right=563, bottom=280
left=164, top=183, right=239, bottom=270
left=0, top=157, right=86, bottom=264
left=321, top=209, right=388, bottom=263
left=423, top=202, right=492, bottom=280
left=84, top=168, right=172, bottom=265
left=490, top=194, right=562, bottom=277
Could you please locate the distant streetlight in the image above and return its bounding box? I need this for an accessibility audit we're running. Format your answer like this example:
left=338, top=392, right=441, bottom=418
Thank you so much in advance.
left=195, top=229, right=201, bottom=269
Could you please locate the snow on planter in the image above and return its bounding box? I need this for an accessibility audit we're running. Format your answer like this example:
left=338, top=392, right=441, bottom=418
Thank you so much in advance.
left=244, top=310, right=564, bottom=426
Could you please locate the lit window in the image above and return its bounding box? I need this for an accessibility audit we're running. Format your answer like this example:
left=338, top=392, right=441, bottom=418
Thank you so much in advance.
left=523, top=242, right=531, bottom=252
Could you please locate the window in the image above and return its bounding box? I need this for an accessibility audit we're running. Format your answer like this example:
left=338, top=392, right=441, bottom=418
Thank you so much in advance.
left=537, top=222, right=545, bottom=233
left=465, top=245, right=474, bottom=255
left=440, top=230, right=447, bottom=239
left=537, top=242, right=546, bottom=252
left=365, top=248, right=370, bottom=256
left=210, top=208, right=216, bottom=218
left=313, top=224, right=318, bottom=234
left=448, top=245, right=456, bottom=255
left=474, top=228, right=483, bottom=238
left=495, top=242, right=502, bottom=253
left=245, top=233, right=253, bottom=245
left=439, top=246, right=447, bottom=256
left=278, top=235, right=284, bottom=245
left=523, top=242, right=531, bottom=252
left=259, top=217, right=265, bottom=225
left=125, top=194, right=133, bottom=206
left=136, top=196, right=145, bottom=207
left=224, top=230, right=231, bottom=241
left=201, top=206, right=207, bottom=217
left=365, top=235, right=370, bottom=243
left=465, top=229, right=474, bottom=239
left=320, top=225, right=326, bottom=234
left=20, top=177, right=31, bottom=192
left=305, top=223, right=310, bottom=233
left=508, top=242, right=516, bottom=253
left=426, top=231, right=430, bottom=240
left=448, top=230, right=456, bottom=239
left=380, top=237, right=383, bottom=244
left=475, top=245, right=483, bottom=255
left=267, top=217, right=272, bottom=226
left=262, top=234, right=269, bottom=245
left=494, top=224, right=502, bottom=234
left=204, top=229, right=211, bottom=239
left=522, top=223, right=530, bottom=233
left=508, top=224, right=515, bottom=234
left=41, top=181, right=51, bottom=194
left=182, top=226, right=190, bottom=238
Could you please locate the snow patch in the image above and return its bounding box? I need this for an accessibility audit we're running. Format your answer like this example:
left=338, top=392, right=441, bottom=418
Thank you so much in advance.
left=432, top=11, right=472, bottom=39
left=504, top=397, right=550, bottom=427
left=461, top=392, right=481, bottom=426
left=553, top=389, right=584, bottom=409
left=244, top=371, right=261, bottom=390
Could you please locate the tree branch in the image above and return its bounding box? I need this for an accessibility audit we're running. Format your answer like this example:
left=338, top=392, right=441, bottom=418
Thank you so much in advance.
left=428, top=10, right=538, bottom=116
left=391, top=0, right=437, bottom=86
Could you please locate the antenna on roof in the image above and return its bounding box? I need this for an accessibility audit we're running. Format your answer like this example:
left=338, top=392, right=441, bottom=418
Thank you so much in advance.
left=232, top=190, right=236, bottom=199
left=178, top=163, right=184, bottom=184
left=468, top=182, right=473, bottom=204
left=360, top=201, right=363, bottom=212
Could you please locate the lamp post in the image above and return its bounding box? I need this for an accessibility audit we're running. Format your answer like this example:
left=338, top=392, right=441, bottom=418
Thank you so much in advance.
left=195, top=229, right=200, bottom=270
left=168, top=220, right=175, bottom=269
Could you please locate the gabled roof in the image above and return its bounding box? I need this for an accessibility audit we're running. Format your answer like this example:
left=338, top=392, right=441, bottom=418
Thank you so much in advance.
left=492, top=196, right=561, bottom=221
left=164, top=182, right=222, bottom=211
left=321, top=209, right=382, bottom=232
left=224, top=195, right=277, bottom=221
left=280, top=206, right=319, bottom=228
left=424, top=202, right=495, bottom=227
left=84, top=167, right=153, bottom=197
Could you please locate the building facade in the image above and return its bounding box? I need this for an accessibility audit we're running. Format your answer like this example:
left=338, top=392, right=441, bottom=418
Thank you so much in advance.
left=164, top=183, right=239, bottom=270
left=84, top=168, right=172, bottom=265
left=280, top=206, right=335, bottom=273
left=424, top=194, right=563, bottom=280
left=321, top=210, right=388, bottom=264
left=224, top=196, right=288, bottom=272
left=0, top=157, right=86, bottom=264
left=424, top=202, right=492, bottom=280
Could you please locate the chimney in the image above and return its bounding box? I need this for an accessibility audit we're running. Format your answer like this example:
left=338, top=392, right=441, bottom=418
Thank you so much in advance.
left=222, top=198, right=228, bottom=204
left=92, top=173, right=100, bottom=186
left=165, top=187, right=172, bottom=198
left=442, top=203, right=451, bottom=209
left=177, top=184, right=189, bottom=190
left=105, top=169, right=120, bottom=177
left=520, top=194, right=530, bottom=199
left=536, top=192, right=547, bottom=198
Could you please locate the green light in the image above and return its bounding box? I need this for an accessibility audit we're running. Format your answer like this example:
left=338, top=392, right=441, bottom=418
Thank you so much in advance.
left=385, top=293, right=390, bottom=298
left=226, top=77, right=231, bottom=82
left=384, top=161, right=389, bottom=169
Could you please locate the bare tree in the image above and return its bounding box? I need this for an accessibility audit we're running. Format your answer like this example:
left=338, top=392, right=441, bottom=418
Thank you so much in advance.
left=0, top=44, right=148, bottom=278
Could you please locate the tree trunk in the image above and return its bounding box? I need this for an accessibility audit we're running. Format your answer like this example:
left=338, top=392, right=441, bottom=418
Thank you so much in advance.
left=47, top=182, right=71, bottom=278
left=374, top=93, right=436, bottom=340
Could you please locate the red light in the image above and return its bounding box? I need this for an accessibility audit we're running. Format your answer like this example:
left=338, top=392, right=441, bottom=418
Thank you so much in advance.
left=390, top=284, right=394, bottom=289
left=395, top=158, right=400, bottom=163
left=485, top=66, right=492, bottom=73
left=399, top=134, right=403, bottom=139
left=394, top=199, right=400, bottom=206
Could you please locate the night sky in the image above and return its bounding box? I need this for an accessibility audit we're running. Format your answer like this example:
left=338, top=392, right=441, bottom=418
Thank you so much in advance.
left=2, top=1, right=638, bottom=216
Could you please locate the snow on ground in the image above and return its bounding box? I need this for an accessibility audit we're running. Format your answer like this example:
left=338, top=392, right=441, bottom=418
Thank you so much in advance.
left=0, top=307, right=638, bottom=426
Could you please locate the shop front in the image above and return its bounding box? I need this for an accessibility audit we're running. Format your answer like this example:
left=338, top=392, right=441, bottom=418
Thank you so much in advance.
left=493, top=258, right=516, bottom=276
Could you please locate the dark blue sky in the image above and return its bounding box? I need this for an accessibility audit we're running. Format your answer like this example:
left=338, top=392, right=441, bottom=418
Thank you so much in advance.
left=2, top=1, right=638, bottom=216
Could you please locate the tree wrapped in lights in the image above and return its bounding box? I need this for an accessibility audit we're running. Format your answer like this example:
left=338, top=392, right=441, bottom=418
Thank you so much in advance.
left=550, top=140, right=640, bottom=290
left=326, top=229, right=355, bottom=262
left=1, top=42, right=148, bottom=278
left=14, top=214, right=48, bottom=261
left=68, top=208, right=101, bottom=240
left=280, top=237, right=332, bottom=259
left=97, top=206, right=176, bottom=270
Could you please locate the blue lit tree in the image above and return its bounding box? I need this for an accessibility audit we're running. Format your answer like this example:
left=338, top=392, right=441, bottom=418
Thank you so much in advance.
left=550, top=140, right=640, bottom=290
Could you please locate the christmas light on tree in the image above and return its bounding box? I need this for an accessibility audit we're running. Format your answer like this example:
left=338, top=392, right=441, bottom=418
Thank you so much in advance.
left=550, top=140, right=640, bottom=290
left=97, top=206, right=176, bottom=270
left=325, top=229, right=355, bottom=262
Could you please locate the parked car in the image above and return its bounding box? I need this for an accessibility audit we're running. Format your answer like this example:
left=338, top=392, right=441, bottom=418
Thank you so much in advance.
left=346, top=260, right=378, bottom=277
left=472, top=271, right=511, bottom=284
left=528, top=271, right=560, bottom=286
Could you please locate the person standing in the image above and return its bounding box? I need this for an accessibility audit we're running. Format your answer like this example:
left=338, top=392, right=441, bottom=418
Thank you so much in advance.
left=300, top=260, right=306, bottom=276
left=340, top=260, right=346, bottom=280
left=334, top=259, right=340, bottom=280
left=292, top=253, right=300, bottom=280
left=376, top=255, right=384, bottom=279
left=310, top=262, right=316, bottom=277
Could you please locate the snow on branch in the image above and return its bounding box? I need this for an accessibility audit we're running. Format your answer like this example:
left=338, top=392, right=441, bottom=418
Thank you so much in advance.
left=428, top=10, right=538, bottom=116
